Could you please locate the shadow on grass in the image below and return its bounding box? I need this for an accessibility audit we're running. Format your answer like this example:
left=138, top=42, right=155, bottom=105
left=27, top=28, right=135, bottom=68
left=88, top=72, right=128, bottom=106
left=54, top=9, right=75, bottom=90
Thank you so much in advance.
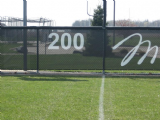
left=14, top=76, right=89, bottom=82
left=2, top=75, right=159, bottom=82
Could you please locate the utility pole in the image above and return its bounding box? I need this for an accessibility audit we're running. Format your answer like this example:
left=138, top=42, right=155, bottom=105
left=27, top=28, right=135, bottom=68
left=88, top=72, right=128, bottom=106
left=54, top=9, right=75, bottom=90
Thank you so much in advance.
left=23, top=0, right=27, bottom=71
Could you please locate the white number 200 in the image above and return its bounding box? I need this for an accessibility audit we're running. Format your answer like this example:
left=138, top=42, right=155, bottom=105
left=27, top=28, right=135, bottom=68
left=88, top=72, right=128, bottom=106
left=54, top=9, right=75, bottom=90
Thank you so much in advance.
left=48, top=33, right=84, bottom=50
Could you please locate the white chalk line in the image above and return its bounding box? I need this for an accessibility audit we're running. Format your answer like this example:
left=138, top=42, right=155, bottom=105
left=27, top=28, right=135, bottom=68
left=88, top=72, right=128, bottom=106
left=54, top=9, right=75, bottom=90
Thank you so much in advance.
left=99, top=75, right=105, bottom=120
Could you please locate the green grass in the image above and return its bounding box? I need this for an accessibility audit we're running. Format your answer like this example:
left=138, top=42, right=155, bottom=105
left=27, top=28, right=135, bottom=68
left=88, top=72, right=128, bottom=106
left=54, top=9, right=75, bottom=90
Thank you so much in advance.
left=109, top=32, right=160, bottom=46
left=0, top=76, right=101, bottom=120
left=1, top=76, right=160, bottom=120
left=1, top=54, right=160, bottom=70
left=104, top=77, right=160, bottom=120
left=1, top=43, right=23, bottom=53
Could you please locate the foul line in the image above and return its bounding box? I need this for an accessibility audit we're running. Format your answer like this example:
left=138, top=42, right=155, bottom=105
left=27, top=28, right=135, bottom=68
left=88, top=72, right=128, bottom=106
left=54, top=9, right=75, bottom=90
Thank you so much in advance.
left=99, top=75, right=105, bottom=120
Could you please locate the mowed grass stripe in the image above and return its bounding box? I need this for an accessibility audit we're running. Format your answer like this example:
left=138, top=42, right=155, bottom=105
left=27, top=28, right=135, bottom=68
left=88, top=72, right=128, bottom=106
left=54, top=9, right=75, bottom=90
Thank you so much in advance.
left=104, top=77, right=160, bottom=120
left=1, top=76, right=102, bottom=120
left=99, top=75, right=105, bottom=120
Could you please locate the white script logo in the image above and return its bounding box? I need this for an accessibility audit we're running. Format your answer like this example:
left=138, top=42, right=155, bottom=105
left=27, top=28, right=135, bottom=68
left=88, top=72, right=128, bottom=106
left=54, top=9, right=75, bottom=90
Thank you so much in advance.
left=112, top=33, right=159, bottom=66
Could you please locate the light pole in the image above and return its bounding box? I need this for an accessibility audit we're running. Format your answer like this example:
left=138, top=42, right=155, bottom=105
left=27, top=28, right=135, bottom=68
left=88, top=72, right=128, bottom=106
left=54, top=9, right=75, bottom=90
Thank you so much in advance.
left=113, top=0, right=115, bottom=46
left=23, top=0, right=27, bottom=26
left=113, top=0, right=115, bottom=27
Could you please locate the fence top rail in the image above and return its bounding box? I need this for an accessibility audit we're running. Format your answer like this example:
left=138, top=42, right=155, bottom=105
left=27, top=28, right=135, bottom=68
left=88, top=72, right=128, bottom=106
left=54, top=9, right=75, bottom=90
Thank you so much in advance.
left=0, top=26, right=160, bottom=30
left=0, top=26, right=102, bottom=30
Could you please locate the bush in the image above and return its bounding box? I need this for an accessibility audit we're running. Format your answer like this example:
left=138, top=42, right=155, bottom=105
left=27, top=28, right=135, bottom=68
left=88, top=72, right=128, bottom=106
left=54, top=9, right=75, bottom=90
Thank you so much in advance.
left=120, top=49, right=128, bottom=54
left=139, top=51, right=145, bottom=56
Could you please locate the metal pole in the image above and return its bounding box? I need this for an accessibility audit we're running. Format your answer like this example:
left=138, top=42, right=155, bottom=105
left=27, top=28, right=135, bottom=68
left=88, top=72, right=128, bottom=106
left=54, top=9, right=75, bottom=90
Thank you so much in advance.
left=103, top=0, right=107, bottom=74
left=113, top=0, right=115, bottom=46
left=45, top=34, right=47, bottom=55
left=23, top=0, right=27, bottom=26
left=23, top=0, right=27, bottom=71
left=37, top=29, right=39, bottom=73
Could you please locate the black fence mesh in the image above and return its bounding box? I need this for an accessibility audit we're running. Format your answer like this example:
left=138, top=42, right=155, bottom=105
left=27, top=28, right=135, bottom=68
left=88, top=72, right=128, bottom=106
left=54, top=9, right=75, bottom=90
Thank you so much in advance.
left=0, top=27, right=160, bottom=70
left=107, top=29, right=160, bottom=70
left=1, top=29, right=24, bottom=70
left=38, top=29, right=103, bottom=70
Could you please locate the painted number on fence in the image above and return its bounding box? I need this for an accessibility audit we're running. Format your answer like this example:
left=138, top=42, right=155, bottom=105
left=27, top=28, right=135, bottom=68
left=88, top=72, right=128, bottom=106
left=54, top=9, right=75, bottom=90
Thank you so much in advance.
left=48, top=33, right=84, bottom=50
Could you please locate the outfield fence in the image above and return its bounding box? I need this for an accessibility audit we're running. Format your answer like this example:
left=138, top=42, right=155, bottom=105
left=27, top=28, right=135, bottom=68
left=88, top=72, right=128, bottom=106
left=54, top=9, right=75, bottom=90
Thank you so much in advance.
left=0, top=26, right=160, bottom=71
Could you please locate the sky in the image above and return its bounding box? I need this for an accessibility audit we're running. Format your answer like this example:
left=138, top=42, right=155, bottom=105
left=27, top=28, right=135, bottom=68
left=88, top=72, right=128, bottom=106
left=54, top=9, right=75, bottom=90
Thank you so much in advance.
left=0, top=0, right=160, bottom=26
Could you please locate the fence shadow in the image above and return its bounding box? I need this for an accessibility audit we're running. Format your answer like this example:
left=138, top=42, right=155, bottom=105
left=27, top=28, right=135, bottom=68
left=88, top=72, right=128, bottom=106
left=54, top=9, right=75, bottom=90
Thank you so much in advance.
left=13, top=76, right=89, bottom=82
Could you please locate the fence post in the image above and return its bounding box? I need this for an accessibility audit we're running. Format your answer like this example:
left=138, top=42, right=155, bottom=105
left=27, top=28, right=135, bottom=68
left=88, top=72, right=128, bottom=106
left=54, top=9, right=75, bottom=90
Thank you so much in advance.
left=23, top=29, right=27, bottom=71
left=45, top=34, right=47, bottom=55
left=103, top=0, right=107, bottom=74
left=113, top=0, right=116, bottom=46
left=37, top=29, right=39, bottom=73
left=23, top=0, right=27, bottom=71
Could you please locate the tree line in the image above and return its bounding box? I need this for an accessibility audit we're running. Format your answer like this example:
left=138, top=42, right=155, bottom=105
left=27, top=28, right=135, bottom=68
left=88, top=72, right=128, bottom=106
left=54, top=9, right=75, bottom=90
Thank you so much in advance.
left=72, top=19, right=160, bottom=27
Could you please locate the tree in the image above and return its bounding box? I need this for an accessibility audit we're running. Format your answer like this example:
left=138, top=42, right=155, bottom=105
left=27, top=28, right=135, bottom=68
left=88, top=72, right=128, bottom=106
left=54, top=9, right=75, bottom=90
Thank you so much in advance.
left=115, top=19, right=136, bottom=27
left=107, top=19, right=160, bottom=27
left=83, top=5, right=112, bottom=57
left=91, top=6, right=104, bottom=26
left=72, top=20, right=91, bottom=27
left=115, top=19, right=137, bottom=38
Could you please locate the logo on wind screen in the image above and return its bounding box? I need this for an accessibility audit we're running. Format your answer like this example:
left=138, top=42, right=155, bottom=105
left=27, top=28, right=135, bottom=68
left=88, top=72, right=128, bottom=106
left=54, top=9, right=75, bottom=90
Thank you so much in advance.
left=112, top=33, right=159, bottom=66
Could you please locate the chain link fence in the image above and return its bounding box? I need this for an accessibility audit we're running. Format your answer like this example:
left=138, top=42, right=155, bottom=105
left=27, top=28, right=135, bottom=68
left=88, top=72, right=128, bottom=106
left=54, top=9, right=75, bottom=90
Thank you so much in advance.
left=0, top=27, right=160, bottom=71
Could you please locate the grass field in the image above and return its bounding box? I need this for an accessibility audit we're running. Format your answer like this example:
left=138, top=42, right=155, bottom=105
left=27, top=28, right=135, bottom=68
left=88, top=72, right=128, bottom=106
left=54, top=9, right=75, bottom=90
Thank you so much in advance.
left=1, top=75, right=160, bottom=120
